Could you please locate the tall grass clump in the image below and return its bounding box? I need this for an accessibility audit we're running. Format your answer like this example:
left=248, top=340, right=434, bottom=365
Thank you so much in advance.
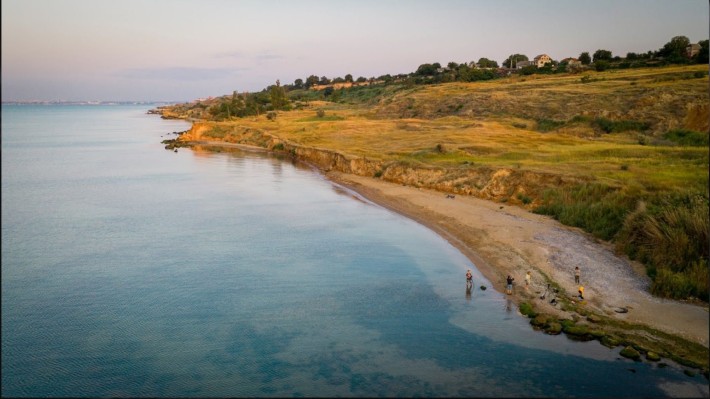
left=662, top=129, right=709, bottom=147
left=533, top=183, right=635, bottom=241
left=536, top=118, right=566, bottom=132
left=592, top=118, right=650, bottom=133
left=616, top=194, right=709, bottom=301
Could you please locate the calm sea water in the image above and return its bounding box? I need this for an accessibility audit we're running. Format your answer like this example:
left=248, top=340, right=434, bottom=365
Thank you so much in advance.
left=2, top=104, right=707, bottom=397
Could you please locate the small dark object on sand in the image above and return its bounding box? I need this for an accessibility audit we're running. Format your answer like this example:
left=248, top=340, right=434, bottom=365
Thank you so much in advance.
left=479, top=285, right=487, bottom=291
left=614, top=307, right=629, bottom=313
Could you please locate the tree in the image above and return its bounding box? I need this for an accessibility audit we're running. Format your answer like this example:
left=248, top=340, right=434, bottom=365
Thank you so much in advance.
left=594, top=60, right=610, bottom=72
left=695, top=39, right=709, bottom=64
left=415, top=63, right=440, bottom=76
left=344, top=74, right=353, bottom=83
left=356, top=76, right=367, bottom=83
left=503, top=54, right=528, bottom=68
left=593, top=49, right=612, bottom=62
left=269, top=80, right=289, bottom=110
left=319, top=76, right=330, bottom=85
left=579, top=52, right=591, bottom=65
left=293, top=78, right=304, bottom=89
left=477, top=57, right=499, bottom=68
left=305, top=75, right=319, bottom=89
left=658, top=35, right=691, bottom=60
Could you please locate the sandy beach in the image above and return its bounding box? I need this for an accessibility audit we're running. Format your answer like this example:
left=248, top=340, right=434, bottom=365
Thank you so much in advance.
left=326, top=171, right=709, bottom=348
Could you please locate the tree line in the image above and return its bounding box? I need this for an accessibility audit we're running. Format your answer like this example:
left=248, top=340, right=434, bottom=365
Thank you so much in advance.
left=202, top=35, right=707, bottom=120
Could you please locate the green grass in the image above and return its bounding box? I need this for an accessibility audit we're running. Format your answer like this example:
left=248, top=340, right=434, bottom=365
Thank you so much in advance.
left=663, top=129, right=709, bottom=146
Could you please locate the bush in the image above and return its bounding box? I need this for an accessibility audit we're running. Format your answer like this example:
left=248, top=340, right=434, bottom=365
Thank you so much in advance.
left=316, top=109, right=326, bottom=118
left=616, top=194, right=709, bottom=301
left=594, top=61, right=610, bottom=71
left=662, top=129, right=709, bottom=146
left=534, top=183, right=634, bottom=241
left=592, top=118, right=650, bottom=133
left=266, top=111, right=277, bottom=121
left=517, top=193, right=532, bottom=204
left=536, top=118, right=565, bottom=132
left=519, top=302, right=536, bottom=317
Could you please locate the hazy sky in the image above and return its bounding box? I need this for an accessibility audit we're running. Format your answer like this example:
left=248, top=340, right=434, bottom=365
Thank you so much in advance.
left=2, top=0, right=708, bottom=101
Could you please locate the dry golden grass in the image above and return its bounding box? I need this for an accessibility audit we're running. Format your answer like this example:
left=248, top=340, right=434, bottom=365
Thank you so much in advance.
left=195, top=65, right=708, bottom=195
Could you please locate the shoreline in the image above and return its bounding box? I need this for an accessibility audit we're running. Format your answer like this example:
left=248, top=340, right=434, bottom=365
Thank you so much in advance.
left=180, top=139, right=709, bottom=369
left=322, top=173, right=710, bottom=348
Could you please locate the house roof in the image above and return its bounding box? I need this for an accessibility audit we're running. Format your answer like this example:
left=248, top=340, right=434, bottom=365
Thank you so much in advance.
left=534, top=54, right=550, bottom=60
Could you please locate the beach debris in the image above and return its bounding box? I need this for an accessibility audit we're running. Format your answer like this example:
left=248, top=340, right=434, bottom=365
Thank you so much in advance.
left=614, top=307, right=629, bottom=313
left=446, top=194, right=455, bottom=199
left=479, top=285, right=487, bottom=290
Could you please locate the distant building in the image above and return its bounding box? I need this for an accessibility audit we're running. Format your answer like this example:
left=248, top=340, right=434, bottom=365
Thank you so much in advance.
left=561, top=57, right=582, bottom=66
left=687, top=43, right=701, bottom=58
left=516, top=60, right=534, bottom=69
left=533, top=54, right=552, bottom=68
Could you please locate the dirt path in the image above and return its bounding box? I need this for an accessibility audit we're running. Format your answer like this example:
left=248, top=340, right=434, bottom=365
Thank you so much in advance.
left=327, top=172, right=709, bottom=348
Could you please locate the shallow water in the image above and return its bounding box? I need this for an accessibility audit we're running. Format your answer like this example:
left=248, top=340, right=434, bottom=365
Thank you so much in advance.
left=2, top=104, right=707, bottom=397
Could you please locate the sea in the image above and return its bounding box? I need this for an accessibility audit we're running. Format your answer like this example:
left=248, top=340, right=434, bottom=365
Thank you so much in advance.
left=2, top=104, right=708, bottom=397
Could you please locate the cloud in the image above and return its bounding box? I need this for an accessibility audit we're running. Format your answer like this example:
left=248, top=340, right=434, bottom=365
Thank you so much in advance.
left=115, top=67, right=244, bottom=81
left=212, top=51, right=285, bottom=64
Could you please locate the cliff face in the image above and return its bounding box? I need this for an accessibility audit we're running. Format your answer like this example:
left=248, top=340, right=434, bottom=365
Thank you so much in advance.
left=180, top=123, right=585, bottom=208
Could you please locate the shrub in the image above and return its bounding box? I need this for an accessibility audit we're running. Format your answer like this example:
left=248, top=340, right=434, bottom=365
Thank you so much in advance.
left=536, top=118, right=565, bottom=132
left=316, top=109, right=326, bottom=118
left=594, top=61, right=610, bottom=71
left=616, top=194, right=709, bottom=301
left=266, top=111, right=277, bottom=121
left=592, top=118, right=650, bottom=133
left=534, top=183, right=634, bottom=241
left=662, top=129, right=709, bottom=146
left=517, top=193, right=532, bottom=205
left=519, top=302, right=536, bottom=317
left=272, top=143, right=284, bottom=151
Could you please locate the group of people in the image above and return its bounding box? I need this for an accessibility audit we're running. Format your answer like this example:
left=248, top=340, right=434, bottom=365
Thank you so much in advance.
left=466, top=266, right=586, bottom=300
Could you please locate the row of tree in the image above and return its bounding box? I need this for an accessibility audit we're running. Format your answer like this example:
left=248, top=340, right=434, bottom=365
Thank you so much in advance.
left=204, top=35, right=707, bottom=120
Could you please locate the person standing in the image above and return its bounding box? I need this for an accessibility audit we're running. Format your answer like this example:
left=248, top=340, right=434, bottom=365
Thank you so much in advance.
left=506, top=275, right=514, bottom=295
left=578, top=285, right=584, bottom=300
left=525, top=271, right=531, bottom=288
left=574, top=266, right=581, bottom=284
left=466, top=269, right=473, bottom=288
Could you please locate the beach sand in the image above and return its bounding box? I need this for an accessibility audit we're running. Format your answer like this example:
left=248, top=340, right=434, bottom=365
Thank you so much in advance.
left=327, top=171, right=709, bottom=348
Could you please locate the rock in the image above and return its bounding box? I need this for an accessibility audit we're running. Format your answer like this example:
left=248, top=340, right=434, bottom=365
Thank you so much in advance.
left=589, top=329, right=605, bottom=338
left=620, top=346, right=641, bottom=361
left=479, top=285, right=487, bottom=290
left=545, top=322, right=562, bottom=335
left=530, top=315, right=549, bottom=328
left=563, top=325, right=589, bottom=336
left=646, top=351, right=661, bottom=362
left=601, top=335, right=621, bottom=348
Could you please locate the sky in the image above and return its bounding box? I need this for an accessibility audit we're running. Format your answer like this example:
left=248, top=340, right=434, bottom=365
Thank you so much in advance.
left=2, top=0, right=708, bottom=102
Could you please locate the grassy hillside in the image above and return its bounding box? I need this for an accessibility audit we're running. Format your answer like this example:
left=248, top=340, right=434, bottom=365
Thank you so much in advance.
left=166, top=65, right=709, bottom=302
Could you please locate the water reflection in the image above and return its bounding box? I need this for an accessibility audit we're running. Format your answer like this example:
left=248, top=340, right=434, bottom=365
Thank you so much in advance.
left=465, top=285, right=472, bottom=301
